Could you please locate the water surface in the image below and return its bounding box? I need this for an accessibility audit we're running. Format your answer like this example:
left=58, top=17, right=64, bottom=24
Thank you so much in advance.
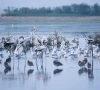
left=0, top=21, right=100, bottom=90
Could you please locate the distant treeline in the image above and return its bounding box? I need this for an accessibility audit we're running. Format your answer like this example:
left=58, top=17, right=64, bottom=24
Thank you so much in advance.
left=2, top=3, right=100, bottom=16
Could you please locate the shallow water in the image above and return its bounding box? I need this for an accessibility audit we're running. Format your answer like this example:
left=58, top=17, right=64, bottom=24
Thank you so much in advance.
left=0, top=21, right=100, bottom=90
left=0, top=38, right=100, bottom=90
left=0, top=21, right=100, bottom=37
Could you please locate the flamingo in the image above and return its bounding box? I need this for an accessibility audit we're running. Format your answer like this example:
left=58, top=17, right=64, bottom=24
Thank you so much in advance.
left=35, top=45, right=46, bottom=58
left=84, top=49, right=89, bottom=57
left=52, top=47, right=57, bottom=56
left=19, top=36, right=24, bottom=44
left=52, top=50, right=61, bottom=59
left=61, top=49, right=67, bottom=58
left=30, top=27, right=43, bottom=46
left=45, top=48, right=49, bottom=57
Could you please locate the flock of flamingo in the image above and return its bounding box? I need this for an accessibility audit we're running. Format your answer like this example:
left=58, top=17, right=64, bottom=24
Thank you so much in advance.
left=0, top=27, right=100, bottom=78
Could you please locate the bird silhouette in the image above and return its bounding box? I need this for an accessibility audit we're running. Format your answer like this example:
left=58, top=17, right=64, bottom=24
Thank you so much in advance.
left=82, top=58, right=87, bottom=65
left=6, top=56, right=11, bottom=63
left=53, top=60, right=63, bottom=67
left=78, top=61, right=84, bottom=67
left=27, top=60, right=34, bottom=68
left=4, top=62, right=9, bottom=67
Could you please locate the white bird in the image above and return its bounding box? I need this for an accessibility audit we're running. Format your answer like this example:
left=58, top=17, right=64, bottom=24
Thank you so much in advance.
left=84, top=49, right=89, bottom=57
left=7, top=51, right=11, bottom=57
left=33, top=27, right=36, bottom=32
left=52, top=49, right=61, bottom=59
left=14, top=47, right=19, bottom=56
left=61, top=49, right=67, bottom=58
left=79, top=48, right=84, bottom=54
left=42, top=36, right=47, bottom=42
left=52, top=55, right=61, bottom=60
left=32, top=51, right=37, bottom=58
left=57, top=50, right=61, bottom=57
left=33, top=37, right=40, bottom=45
left=11, top=24, right=14, bottom=27
left=97, top=52, right=100, bottom=58
left=78, top=45, right=81, bottom=50
left=70, top=50, right=78, bottom=57
left=0, top=42, right=4, bottom=49
left=19, top=37, right=24, bottom=43
left=46, top=49, right=49, bottom=57
left=30, top=27, right=36, bottom=37
left=52, top=47, right=57, bottom=56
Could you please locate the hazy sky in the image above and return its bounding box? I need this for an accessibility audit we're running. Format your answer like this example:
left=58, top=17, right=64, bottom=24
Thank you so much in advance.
left=1, top=0, right=100, bottom=8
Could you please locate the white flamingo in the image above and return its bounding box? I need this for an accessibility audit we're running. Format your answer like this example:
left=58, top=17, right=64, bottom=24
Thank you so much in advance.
left=52, top=47, right=57, bottom=56
left=61, top=49, right=67, bottom=58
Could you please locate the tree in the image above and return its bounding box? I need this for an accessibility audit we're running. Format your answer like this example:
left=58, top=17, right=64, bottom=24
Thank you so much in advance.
left=2, top=4, right=100, bottom=16
left=93, top=3, right=100, bottom=15
left=78, top=3, right=91, bottom=15
left=62, top=5, right=71, bottom=13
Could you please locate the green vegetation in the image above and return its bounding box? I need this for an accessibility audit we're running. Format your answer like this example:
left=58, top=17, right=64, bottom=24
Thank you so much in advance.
left=2, top=3, right=100, bottom=16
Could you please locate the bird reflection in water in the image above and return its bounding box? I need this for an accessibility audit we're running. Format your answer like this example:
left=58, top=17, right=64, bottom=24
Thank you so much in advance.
left=78, top=67, right=94, bottom=78
left=78, top=67, right=87, bottom=75
left=27, top=69, right=34, bottom=76
left=4, top=61, right=11, bottom=75
left=53, top=69, right=63, bottom=74
left=4, top=66, right=11, bottom=75
left=35, top=58, right=51, bottom=85
left=53, top=59, right=63, bottom=75
left=88, top=69, right=94, bottom=78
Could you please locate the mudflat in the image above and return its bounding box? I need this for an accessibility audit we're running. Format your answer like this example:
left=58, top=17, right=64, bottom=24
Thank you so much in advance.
left=0, top=16, right=100, bottom=22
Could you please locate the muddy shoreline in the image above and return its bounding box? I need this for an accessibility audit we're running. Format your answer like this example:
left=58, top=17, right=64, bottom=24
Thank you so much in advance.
left=0, top=16, right=100, bottom=22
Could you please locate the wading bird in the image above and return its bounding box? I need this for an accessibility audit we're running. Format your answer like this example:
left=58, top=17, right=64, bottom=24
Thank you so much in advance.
left=6, top=56, right=11, bottom=63
left=82, top=58, right=88, bottom=65
left=78, top=61, right=84, bottom=67
left=27, top=60, right=34, bottom=68
left=53, top=60, right=63, bottom=68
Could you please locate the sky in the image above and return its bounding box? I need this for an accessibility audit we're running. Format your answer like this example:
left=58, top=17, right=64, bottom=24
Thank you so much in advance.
left=0, top=0, right=100, bottom=8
